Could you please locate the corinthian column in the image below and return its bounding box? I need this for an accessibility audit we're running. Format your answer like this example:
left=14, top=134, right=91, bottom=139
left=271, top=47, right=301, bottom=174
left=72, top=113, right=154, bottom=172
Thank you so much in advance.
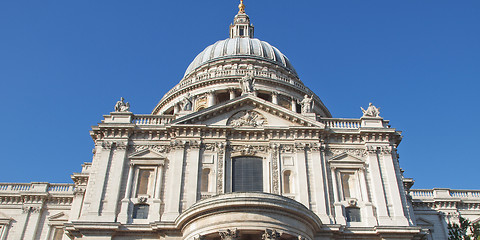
left=219, top=228, right=238, bottom=240
left=262, top=229, right=281, bottom=240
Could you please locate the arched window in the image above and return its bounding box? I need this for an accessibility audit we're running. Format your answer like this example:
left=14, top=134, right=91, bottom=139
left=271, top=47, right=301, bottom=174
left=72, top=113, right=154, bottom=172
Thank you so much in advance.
left=232, top=156, right=263, bottom=192
left=133, top=204, right=149, bottom=219
left=201, top=168, right=210, bottom=192
left=345, top=207, right=361, bottom=222
left=283, top=170, right=292, bottom=194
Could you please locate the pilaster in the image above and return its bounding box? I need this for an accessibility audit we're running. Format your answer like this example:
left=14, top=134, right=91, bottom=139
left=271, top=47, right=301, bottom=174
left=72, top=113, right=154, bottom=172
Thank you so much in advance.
left=310, top=145, right=330, bottom=223
left=163, top=142, right=186, bottom=221
left=365, top=147, right=392, bottom=225
left=184, top=142, right=201, bottom=209
left=294, top=144, right=309, bottom=207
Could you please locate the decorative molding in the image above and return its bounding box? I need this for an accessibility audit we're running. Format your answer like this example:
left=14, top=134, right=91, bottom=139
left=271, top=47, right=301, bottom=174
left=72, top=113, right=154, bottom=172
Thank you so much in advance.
left=270, top=143, right=280, bottom=194
left=230, top=145, right=267, bottom=155
left=262, top=228, right=281, bottom=240
left=22, top=205, right=41, bottom=214
left=219, top=228, right=238, bottom=240
left=130, top=145, right=171, bottom=153
left=217, top=142, right=225, bottom=194
left=327, top=148, right=366, bottom=157
left=365, top=145, right=392, bottom=154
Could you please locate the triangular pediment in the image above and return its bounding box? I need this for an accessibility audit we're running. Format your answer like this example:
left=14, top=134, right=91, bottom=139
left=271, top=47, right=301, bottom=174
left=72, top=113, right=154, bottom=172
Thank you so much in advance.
left=128, top=149, right=165, bottom=159
left=172, top=95, right=325, bottom=128
left=48, top=212, right=69, bottom=222
left=329, top=152, right=364, bottom=163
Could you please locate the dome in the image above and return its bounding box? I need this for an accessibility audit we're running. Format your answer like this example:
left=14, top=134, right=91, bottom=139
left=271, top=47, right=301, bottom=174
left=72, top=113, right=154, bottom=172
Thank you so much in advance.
left=184, top=38, right=298, bottom=78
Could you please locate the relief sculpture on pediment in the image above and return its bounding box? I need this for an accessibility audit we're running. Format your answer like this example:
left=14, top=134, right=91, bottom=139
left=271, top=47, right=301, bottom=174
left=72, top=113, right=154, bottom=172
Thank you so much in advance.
left=227, top=110, right=266, bottom=127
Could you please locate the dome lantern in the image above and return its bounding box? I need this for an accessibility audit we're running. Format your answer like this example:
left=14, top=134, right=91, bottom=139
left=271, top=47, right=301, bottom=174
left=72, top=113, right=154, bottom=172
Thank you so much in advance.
left=229, top=0, right=254, bottom=38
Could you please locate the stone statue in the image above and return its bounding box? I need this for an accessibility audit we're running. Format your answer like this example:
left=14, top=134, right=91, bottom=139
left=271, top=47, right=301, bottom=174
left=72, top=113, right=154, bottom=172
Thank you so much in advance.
left=361, top=103, right=380, bottom=117
left=181, top=93, right=193, bottom=111
left=299, top=95, right=313, bottom=113
left=114, top=97, right=130, bottom=112
left=239, top=74, right=255, bottom=94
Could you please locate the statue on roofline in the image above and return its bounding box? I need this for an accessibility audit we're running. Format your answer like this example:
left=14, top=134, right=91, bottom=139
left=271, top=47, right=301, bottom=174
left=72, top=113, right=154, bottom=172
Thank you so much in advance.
left=361, top=103, right=380, bottom=117
left=299, top=94, right=313, bottom=113
left=239, top=73, right=255, bottom=95
left=114, top=97, right=130, bottom=112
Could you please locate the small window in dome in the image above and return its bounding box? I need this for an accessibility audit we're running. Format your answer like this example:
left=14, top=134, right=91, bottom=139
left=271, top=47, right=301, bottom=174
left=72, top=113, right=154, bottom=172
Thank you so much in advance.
left=239, top=28, right=244, bottom=36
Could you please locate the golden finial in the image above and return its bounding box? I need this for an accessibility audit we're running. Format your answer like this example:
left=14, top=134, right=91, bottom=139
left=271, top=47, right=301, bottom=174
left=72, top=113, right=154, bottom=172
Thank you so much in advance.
left=238, top=0, right=245, bottom=14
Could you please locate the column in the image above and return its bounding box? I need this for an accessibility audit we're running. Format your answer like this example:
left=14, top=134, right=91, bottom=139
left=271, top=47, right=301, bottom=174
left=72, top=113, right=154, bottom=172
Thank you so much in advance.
left=84, top=142, right=113, bottom=219
left=291, top=98, right=297, bottom=112
left=229, top=88, right=236, bottom=100
left=185, top=144, right=201, bottom=209
left=381, top=150, right=409, bottom=225
left=262, top=229, right=281, bottom=240
left=331, top=167, right=346, bottom=225
left=101, top=142, right=129, bottom=221
left=219, top=228, right=238, bottom=240
left=118, top=163, right=135, bottom=223
left=366, top=148, right=391, bottom=225
left=272, top=92, right=278, bottom=105
left=163, top=143, right=186, bottom=221
left=310, top=147, right=330, bottom=223
left=151, top=163, right=165, bottom=220
left=174, top=103, right=180, bottom=114
left=208, top=90, right=215, bottom=107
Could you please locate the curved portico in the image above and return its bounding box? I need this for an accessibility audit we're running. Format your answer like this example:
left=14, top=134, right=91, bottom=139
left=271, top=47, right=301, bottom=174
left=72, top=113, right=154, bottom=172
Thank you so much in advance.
left=177, top=192, right=322, bottom=240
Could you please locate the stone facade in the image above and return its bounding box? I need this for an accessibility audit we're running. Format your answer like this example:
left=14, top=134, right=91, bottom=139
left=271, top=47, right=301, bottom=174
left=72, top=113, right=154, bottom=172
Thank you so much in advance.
left=0, top=2, right=479, bottom=240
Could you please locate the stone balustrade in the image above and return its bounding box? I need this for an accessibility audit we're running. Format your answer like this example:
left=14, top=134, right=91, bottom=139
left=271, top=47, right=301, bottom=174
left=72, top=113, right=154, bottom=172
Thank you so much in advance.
left=410, top=188, right=480, bottom=199
left=0, top=182, right=74, bottom=194
left=321, top=118, right=362, bottom=129
left=132, top=115, right=175, bottom=125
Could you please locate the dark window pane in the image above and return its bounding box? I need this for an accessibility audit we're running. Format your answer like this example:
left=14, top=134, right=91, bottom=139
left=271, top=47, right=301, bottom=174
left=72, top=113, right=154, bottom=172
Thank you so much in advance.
left=133, top=204, right=149, bottom=219
left=345, top=207, right=361, bottom=222
left=233, top=157, right=263, bottom=192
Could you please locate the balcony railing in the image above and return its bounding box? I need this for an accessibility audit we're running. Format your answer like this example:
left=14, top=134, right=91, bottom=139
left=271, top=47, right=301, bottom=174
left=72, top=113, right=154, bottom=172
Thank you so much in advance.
left=132, top=115, right=175, bottom=125
left=321, top=118, right=362, bottom=129
left=0, top=183, right=74, bottom=194
left=410, top=189, right=480, bottom=199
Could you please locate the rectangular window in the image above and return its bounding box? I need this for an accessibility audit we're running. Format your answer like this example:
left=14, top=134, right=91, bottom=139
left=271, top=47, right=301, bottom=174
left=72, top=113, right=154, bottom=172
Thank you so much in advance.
left=232, top=157, right=263, bottom=192
left=52, top=228, right=64, bottom=240
left=239, top=27, right=244, bottom=36
left=133, top=204, right=149, bottom=219
left=136, top=169, right=155, bottom=197
left=345, top=207, right=361, bottom=222
left=341, top=172, right=357, bottom=200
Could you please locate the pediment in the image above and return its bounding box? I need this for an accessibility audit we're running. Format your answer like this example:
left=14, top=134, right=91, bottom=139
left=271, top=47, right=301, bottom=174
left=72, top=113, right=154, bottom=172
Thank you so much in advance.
left=172, top=95, right=325, bottom=128
left=329, top=152, right=364, bottom=163
left=473, top=217, right=480, bottom=224
left=128, top=149, right=165, bottom=159
left=48, top=212, right=69, bottom=222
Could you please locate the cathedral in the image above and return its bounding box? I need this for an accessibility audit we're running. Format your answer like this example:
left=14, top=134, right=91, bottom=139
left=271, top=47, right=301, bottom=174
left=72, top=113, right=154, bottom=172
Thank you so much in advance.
left=0, top=2, right=479, bottom=240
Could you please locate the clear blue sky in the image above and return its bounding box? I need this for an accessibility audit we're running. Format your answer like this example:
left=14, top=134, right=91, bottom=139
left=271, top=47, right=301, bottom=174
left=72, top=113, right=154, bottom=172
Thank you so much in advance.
left=0, top=1, right=478, bottom=190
